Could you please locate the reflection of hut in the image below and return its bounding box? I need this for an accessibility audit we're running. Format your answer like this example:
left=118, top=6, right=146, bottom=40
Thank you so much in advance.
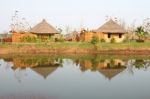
left=11, top=57, right=61, bottom=71
left=98, top=68, right=125, bottom=80
left=97, top=59, right=126, bottom=80
left=12, top=58, right=38, bottom=70
left=80, top=60, right=93, bottom=72
left=97, top=59, right=126, bottom=69
left=96, top=19, right=126, bottom=43
left=32, top=65, right=59, bottom=79
left=79, top=59, right=126, bottom=79
left=30, top=19, right=59, bottom=41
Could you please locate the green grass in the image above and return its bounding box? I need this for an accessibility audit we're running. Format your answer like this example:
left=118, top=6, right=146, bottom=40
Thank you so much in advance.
left=0, top=41, right=150, bottom=50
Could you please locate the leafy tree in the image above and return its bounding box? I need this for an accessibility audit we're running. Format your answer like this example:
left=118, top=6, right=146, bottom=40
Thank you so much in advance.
left=135, top=26, right=147, bottom=41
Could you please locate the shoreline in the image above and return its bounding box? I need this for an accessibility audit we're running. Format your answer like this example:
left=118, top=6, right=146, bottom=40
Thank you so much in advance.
left=1, top=48, right=150, bottom=55
left=1, top=42, right=150, bottom=55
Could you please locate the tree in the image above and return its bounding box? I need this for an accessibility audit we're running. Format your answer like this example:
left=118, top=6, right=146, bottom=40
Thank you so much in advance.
left=135, top=26, right=147, bottom=42
left=143, top=18, right=150, bottom=34
left=11, top=11, right=30, bottom=33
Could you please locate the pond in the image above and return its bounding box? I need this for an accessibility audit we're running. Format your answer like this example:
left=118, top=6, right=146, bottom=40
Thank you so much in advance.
left=0, top=54, right=150, bottom=99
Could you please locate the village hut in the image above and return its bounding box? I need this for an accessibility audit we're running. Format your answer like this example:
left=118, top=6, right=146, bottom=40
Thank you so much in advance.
left=96, top=19, right=126, bottom=43
left=80, top=19, right=126, bottom=43
left=30, top=19, right=59, bottom=41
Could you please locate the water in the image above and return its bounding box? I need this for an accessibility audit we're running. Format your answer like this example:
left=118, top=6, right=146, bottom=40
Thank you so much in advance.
left=0, top=55, right=150, bottom=99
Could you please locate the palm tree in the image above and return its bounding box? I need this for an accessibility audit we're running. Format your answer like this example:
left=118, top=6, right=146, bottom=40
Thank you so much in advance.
left=135, top=26, right=147, bottom=42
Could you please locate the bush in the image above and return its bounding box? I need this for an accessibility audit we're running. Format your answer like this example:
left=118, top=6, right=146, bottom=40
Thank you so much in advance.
left=110, top=38, right=116, bottom=43
left=21, top=36, right=37, bottom=43
left=100, top=38, right=106, bottom=43
left=91, top=36, right=99, bottom=45
left=55, top=38, right=65, bottom=42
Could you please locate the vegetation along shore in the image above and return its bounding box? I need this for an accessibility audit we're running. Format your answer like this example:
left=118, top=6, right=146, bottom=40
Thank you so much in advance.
left=1, top=42, right=150, bottom=55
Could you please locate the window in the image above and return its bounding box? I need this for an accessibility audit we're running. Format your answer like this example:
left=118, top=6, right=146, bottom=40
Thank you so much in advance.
left=108, top=34, right=111, bottom=38
left=119, top=34, right=122, bottom=38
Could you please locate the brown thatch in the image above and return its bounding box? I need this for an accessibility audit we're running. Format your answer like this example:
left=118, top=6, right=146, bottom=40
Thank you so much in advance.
left=30, top=19, right=59, bottom=34
left=99, top=68, right=125, bottom=80
left=32, top=66, right=58, bottom=79
left=96, top=19, right=126, bottom=33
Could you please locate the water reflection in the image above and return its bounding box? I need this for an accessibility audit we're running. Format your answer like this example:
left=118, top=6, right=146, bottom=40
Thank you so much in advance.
left=2, top=56, right=63, bottom=82
left=1, top=55, right=150, bottom=81
left=0, top=55, right=150, bottom=99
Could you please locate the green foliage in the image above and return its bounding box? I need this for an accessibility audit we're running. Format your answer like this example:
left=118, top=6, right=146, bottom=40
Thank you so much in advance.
left=110, top=38, right=116, bottom=43
left=135, top=26, right=148, bottom=41
left=20, top=36, right=37, bottom=43
left=91, top=36, right=99, bottom=45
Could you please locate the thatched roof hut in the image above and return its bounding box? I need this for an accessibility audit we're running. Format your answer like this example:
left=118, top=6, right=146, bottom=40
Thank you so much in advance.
left=96, top=19, right=126, bottom=33
left=30, top=19, right=59, bottom=34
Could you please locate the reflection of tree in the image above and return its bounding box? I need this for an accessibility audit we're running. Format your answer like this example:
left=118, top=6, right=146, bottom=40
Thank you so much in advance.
left=132, top=59, right=150, bottom=69
left=14, top=68, right=28, bottom=83
left=125, top=59, right=135, bottom=75
left=126, top=59, right=150, bottom=75
left=134, top=60, right=145, bottom=69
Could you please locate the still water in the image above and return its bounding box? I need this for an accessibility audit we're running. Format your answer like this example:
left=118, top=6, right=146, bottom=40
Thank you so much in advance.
left=0, top=55, right=150, bottom=99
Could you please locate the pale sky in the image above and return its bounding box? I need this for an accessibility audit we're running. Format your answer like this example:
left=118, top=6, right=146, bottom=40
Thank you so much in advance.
left=0, top=0, right=150, bottom=33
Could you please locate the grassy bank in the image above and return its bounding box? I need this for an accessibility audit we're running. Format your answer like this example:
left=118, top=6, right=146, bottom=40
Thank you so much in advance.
left=0, top=42, right=150, bottom=55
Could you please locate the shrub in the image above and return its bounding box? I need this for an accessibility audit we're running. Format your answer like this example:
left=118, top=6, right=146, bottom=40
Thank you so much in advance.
left=100, top=38, right=106, bottom=43
left=55, top=35, right=65, bottom=42
left=55, top=38, right=65, bottom=42
left=91, top=36, right=99, bottom=45
left=21, top=36, right=37, bottom=43
left=110, top=38, right=116, bottom=43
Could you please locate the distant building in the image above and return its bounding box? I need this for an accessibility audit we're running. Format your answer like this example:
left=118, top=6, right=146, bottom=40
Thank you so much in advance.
left=0, top=33, right=12, bottom=42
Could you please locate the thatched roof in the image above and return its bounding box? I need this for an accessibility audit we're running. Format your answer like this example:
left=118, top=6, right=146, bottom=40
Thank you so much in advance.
left=99, top=68, right=125, bottom=80
left=96, top=19, right=126, bottom=33
left=32, top=66, right=58, bottom=79
left=30, top=19, right=59, bottom=34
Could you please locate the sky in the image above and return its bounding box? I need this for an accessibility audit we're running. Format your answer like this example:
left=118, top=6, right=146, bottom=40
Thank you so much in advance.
left=0, top=0, right=150, bottom=33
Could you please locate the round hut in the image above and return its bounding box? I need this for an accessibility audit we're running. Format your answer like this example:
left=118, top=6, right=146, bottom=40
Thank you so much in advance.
left=30, top=19, right=59, bottom=41
left=96, top=19, right=126, bottom=43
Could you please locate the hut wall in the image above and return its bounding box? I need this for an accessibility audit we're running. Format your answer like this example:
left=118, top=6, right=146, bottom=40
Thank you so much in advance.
left=95, top=32, right=104, bottom=40
left=80, top=32, right=94, bottom=42
left=103, top=33, right=125, bottom=43
left=12, top=32, right=37, bottom=42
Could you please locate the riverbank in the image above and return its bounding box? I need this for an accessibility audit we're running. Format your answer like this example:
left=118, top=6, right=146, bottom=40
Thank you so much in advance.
left=0, top=42, right=150, bottom=55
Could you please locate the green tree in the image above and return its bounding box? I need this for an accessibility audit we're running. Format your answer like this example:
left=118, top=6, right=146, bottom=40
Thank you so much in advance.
left=135, top=26, right=147, bottom=41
